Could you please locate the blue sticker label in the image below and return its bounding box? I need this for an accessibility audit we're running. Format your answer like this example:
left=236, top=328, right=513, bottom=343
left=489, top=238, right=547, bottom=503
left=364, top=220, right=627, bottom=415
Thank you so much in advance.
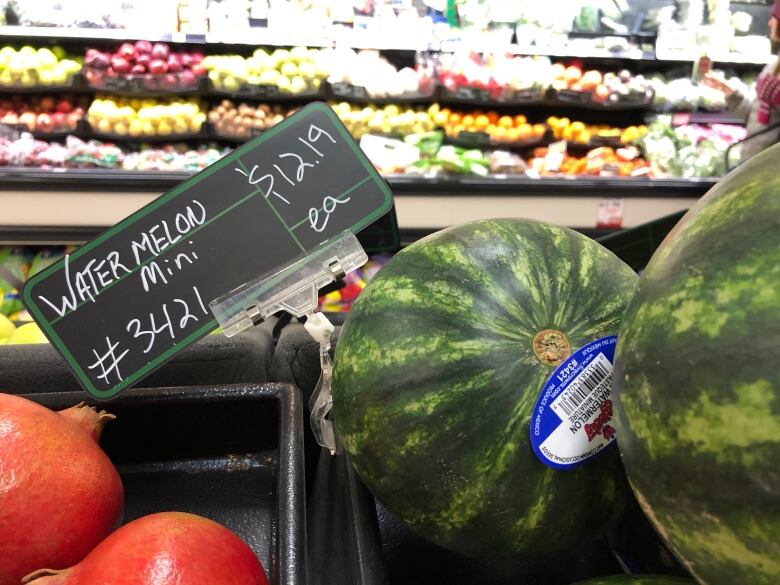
left=530, top=336, right=617, bottom=470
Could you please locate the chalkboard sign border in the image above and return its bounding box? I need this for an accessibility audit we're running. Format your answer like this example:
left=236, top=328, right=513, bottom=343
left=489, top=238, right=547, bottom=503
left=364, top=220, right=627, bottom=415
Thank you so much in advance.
left=22, top=101, right=393, bottom=400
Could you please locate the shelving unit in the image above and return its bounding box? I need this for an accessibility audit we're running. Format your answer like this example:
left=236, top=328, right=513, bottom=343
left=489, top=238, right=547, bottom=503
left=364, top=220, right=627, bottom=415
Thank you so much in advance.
left=0, top=15, right=765, bottom=244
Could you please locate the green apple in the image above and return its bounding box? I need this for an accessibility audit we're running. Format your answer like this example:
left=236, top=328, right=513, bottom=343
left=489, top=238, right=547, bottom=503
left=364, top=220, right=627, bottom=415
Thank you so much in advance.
left=19, top=46, right=36, bottom=58
left=297, top=61, right=315, bottom=79
left=289, top=46, right=309, bottom=64
left=280, top=62, right=298, bottom=77
left=0, top=313, right=15, bottom=339
left=36, top=48, right=57, bottom=67
left=289, top=76, right=307, bottom=94
left=258, top=69, right=278, bottom=85
left=221, top=75, right=240, bottom=92
left=275, top=75, right=292, bottom=92
left=19, top=72, right=35, bottom=88
left=6, top=322, right=48, bottom=345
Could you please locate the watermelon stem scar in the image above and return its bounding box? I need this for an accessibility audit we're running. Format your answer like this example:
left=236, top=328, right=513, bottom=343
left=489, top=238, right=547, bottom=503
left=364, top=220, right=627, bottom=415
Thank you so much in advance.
left=532, top=329, right=571, bottom=366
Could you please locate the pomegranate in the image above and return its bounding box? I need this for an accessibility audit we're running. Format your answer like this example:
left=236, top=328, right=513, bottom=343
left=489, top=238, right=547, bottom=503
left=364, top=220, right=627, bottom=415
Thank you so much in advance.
left=0, top=394, right=124, bottom=585
left=24, top=512, right=270, bottom=585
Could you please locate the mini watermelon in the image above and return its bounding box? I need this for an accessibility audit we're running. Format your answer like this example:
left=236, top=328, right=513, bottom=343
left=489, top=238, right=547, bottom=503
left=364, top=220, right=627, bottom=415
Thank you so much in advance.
left=569, top=576, right=693, bottom=585
left=333, top=218, right=638, bottom=557
left=614, top=145, right=780, bottom=583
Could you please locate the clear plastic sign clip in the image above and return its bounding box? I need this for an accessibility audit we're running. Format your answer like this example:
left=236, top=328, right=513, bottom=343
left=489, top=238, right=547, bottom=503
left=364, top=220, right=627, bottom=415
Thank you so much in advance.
left=209, top=230, right=367, bottom=453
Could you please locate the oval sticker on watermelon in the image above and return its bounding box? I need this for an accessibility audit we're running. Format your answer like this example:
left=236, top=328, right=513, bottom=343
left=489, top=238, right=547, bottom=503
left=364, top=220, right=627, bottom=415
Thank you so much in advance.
left=530, top=336, right=618, bottom=470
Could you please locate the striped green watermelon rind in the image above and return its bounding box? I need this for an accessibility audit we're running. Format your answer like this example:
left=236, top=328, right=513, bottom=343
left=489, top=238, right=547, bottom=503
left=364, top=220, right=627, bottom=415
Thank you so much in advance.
left=569, top=575, right=694, bottom=585
left=613, top=145, right=780, bottom=584
left=333, top=218, right=638, bottom=557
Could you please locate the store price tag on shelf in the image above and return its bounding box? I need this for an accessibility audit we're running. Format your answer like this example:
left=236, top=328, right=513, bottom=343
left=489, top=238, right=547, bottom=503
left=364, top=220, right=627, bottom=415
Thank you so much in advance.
left=21, top=102, right=393, bottom=400
left=597, top=198, right=624, bottom=229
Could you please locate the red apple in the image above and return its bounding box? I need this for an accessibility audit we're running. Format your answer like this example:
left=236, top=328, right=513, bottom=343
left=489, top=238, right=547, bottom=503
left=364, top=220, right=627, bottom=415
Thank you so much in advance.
left=191, top=63, right=207, bottom=76
left=134, top=39, right=153, bottom=54
left=36, top=113, right=54, bottom=133
left=51, top=112, right=66, bottom=129
left=1, top=112, right=18, bottom=126
left=0, top=99, right=13, bottom=111
left=118, top=42, right=137, bottom=60
left=73, top=107, right=84, bottom=117
left=161, top=73, right=178, bottom=89
left=151, top=42, right=170, bottom=59
left=135, top=53, right=151, bottom=68
left=67, top=112, right=82, bottom=127
left=110, top=55, right=131, bottom=73
left=19, top=112, right=37, bottom=131
left=166, top=55, right=182, bottom=73
left=149, top=58, right=168, bottom=74
left=180, top=53, right=193, bottom=67
left=56, top=99, right=74, bottom=113
left=131, top=63, right=146, bottom=74
left=39, top=96, right=55, bottom=113
left=87, top=51, right=111, bottom=70
left=190, top=52, right=204, bottom=63
left=179, top=69, right=196, bottom=87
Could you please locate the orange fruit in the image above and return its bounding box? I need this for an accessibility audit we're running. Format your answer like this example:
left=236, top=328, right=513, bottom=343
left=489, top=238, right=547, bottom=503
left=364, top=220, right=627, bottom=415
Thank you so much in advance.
left=551, top=63, right=566, bottom=79
left=517, top=124, right=532, bottom=142
left=449, top=112, right=462, bottom=124
left=486, top=111, right=499, bottom=124
left=462, top=114, right=475, bottom=128
left=498, top=115, right=513, bottom=129
left=492, top=126, right=508, bottom=142
left=506, top=127, right=520, bottom=142
left=475, top=114, right=490, bottom=129
left=514, top=114, right=527, bottom=126
left=532, top=123, right=546, bottom=138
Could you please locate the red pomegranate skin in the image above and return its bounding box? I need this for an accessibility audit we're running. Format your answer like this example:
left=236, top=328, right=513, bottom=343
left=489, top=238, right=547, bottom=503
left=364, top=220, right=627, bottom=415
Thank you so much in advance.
left=0, top=394, right=124, bottom=585
left=24, top=512, right=270, bottom=585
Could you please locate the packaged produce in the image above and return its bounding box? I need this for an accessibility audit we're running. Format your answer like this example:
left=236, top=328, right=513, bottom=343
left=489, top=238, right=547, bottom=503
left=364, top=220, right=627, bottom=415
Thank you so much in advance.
left=64, top=136, right=125, bottom=168
left=122, top=145, right=227, bottom=172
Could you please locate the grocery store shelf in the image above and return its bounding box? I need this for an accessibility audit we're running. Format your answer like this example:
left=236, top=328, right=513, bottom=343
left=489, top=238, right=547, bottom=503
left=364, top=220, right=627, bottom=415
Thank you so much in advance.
left=0, top=169, right=711, bottom=244
left=0, top=26, right=769, bottom=66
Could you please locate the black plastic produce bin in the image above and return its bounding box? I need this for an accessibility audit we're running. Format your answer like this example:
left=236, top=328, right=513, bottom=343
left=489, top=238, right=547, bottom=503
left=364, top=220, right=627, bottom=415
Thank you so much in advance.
left=25, top=383, right=306, bottom=585
left=597, top=210, right=687, bottom=272
left=0, top=325, right=276, bottom=398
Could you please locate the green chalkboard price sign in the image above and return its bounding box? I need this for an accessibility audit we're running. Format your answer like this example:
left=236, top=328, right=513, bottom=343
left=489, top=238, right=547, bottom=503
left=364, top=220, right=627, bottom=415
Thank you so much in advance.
left=22, top=102, right=393, bottom=399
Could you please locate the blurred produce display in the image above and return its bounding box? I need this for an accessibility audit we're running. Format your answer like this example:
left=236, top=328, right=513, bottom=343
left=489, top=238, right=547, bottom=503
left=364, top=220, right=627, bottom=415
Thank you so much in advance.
left=332, top=102, right=436, bottom=139
left=0, top=46, right=81, bottom=88
left=641, top=117, right=747, bottom=178
left=122, top=144, right=227, bottom=171
left=0, top=94, right=87, bottom=134
left=86, top=96, right=206, bottom=137
left=547, top=116, right=648, bottom=146
left=436, top=106, right=546, bottom=145
left=83, top=41, right=205, bottom=92
left=202, top=47, right=327, bottom=95
left=650, top=74, right=753, bottom=112
left=549, top=63, right=654, bottom=106
left=208, top=100, right=294, bottom=139
left=326, top=48, right=436, bottom=99
left=529, top=145, right=652, bottom=177
left=437, top=52, right=551, bottom=100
